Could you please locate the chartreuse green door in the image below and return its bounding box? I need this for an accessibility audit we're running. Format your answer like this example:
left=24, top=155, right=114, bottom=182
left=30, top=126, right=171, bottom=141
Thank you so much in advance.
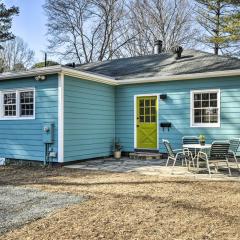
left=136, top=96, right=158, bottom=149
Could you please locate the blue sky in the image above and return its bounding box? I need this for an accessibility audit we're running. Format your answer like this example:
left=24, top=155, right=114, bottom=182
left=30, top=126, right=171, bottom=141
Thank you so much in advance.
left=4, top=0, right=48, bottom=62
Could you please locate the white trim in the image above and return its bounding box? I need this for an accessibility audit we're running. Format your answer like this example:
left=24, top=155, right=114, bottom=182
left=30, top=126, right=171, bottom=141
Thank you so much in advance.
left=62, top=67, right=117, bottom=85
left=0, top=88, right=35, bottom=120
left=117, top=69, right=240, bottom=85
left=190, top=89, right=220, bottom=128
left=0, top=66, right=239, bottom=86
left=134, top=94, right=160, bottom=150
left=58, top=73, right=64, bottom=163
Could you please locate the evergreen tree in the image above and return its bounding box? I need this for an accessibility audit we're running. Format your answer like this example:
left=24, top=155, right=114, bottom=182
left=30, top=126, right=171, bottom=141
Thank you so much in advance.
left=196, top=0, right=240, bottom=56
left=0, top=2, right=19, bottom=47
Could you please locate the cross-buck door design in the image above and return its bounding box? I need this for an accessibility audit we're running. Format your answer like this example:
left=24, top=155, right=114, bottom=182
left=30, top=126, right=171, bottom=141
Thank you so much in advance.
left=136, top=96, right=158, bottom=149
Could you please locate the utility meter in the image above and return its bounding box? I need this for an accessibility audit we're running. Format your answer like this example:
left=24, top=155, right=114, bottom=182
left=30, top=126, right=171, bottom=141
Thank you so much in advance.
left=42, top=123, right=54, bottom=143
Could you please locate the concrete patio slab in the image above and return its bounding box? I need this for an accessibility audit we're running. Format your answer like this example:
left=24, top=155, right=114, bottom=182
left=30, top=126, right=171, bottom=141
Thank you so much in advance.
left=65, top=157, right=240, bottom=180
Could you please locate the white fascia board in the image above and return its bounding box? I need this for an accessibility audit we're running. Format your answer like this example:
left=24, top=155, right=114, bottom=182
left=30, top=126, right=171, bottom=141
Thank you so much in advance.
left=117, top=69, right=240, bottom=85
left=62, top=67, right=118, bottom=85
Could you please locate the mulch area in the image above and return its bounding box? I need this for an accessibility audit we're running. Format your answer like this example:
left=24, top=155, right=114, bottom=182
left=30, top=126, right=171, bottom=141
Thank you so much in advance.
left=0, top=165, right=240, bottom=240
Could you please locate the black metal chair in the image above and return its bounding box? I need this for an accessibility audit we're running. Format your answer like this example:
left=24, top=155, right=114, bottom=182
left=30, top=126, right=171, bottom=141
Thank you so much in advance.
left=197, top=141, right=231, bottom=177
left=182, top=136, right=199, bottom=145
left=182, top=136, right=199, bottom=155
left=228, top=138, right=240, bottom=171
left=163, top=139, right=187, bottom=168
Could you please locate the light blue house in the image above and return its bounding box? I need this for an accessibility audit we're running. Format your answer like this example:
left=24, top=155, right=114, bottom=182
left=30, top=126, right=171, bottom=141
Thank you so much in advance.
left=0, top=49, right=240, bottom=164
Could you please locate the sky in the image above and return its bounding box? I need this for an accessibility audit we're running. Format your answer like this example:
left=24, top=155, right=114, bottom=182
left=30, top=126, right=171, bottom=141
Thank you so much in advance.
left=4, top=0, right=49, bottom=63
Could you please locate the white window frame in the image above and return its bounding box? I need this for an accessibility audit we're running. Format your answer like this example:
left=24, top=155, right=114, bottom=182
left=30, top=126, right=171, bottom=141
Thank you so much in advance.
left=190, top=89, right=220, bottom=128
left=0, top=88, right=35, bottom=120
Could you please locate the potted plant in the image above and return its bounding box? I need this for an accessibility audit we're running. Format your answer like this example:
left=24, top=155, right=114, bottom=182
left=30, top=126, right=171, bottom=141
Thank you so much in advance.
left=199, top=135, right=206, bottom=146
left=113, top=139, right=122, bottom=159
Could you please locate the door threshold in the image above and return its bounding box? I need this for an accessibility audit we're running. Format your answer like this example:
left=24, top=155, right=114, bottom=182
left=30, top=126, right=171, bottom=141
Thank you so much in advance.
left=134, top=148, right=159, bottom=153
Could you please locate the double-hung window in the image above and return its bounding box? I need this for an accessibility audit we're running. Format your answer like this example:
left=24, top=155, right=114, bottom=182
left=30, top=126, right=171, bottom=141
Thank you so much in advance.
left=191, top=89, right=220, bottom=127
left=0, top=89, right=35, bottom=119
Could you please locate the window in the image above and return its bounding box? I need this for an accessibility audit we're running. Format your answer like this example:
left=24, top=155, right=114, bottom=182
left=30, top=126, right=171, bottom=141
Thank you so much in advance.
left=191, top=89, right=220, bottom=127
left=0, top=89, right=35, bottom=120
left=3, top=92, right=16, bottom=117
left=20, top=91, right=34, bottom=117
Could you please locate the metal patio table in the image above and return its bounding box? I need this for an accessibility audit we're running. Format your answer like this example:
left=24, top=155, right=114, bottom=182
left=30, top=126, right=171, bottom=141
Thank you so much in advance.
left=183, top=144, right=212, bottom=169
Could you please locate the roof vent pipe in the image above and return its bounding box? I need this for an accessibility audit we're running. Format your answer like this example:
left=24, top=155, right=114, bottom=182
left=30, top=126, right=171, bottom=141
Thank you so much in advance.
left=172, top=46, right=183, bottom=59
left=154, top=40, right=163, bottom=54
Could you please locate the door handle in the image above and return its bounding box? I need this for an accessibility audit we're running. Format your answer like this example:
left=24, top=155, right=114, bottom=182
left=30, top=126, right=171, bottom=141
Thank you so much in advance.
left=137, top=125, right=139, bottom=127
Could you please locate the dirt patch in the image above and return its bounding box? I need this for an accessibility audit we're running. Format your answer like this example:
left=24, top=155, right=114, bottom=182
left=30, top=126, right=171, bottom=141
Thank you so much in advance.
left=0, top=166, right=240, bottom=240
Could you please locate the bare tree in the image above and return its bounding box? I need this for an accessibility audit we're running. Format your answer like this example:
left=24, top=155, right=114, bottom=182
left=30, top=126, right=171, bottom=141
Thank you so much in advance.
left=120, top=0, right=197, bottom=56
left=44, top=0, right=132, bottom=63
left=0, top=37, right=34, bottom=72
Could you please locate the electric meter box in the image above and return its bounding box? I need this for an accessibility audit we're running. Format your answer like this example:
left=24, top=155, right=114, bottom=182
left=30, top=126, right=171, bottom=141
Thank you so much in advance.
left=42, top=123, right=54, bottom=144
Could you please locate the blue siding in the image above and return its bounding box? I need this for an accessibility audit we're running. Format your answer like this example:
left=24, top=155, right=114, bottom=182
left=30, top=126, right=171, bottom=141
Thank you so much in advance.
left=0, top=75, right=58, bottom=161
left=64, top=76, right=115, bottom=162
left=115, top=76, right=240, bottom=153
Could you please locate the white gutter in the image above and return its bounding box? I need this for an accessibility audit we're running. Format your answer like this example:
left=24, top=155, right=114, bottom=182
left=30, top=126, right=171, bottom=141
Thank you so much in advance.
left=0, top=66, right=239, bottom=85
left=0, top=65, right=62, bottom=80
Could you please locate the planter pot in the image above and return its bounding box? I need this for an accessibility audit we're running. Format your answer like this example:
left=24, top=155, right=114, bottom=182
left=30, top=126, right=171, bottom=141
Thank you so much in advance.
left=114, top=151, right=121, bottom=159
left=200, top=140, right=205, bottom=146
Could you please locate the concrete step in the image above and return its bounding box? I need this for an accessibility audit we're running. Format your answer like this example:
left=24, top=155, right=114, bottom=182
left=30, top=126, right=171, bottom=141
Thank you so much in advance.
left=129, top=152, right=162, bottom=160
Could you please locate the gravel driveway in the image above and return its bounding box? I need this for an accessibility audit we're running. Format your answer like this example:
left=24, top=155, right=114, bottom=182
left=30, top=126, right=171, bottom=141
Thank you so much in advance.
left=0, top=185, right=84, bottom=234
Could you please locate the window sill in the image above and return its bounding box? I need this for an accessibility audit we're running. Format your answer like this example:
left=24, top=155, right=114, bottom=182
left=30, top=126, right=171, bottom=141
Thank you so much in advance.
left=0, top=116, right=35, bottom=121
left=190, top=124, right=220, bottom=128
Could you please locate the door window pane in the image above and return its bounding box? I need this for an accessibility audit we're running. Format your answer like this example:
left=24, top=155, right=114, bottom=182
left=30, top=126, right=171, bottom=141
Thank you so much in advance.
left=145, top=107, right=150, bottom=115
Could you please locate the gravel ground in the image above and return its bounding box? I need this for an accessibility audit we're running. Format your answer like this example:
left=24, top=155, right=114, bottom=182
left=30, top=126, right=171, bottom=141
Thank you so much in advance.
left=0, top=185, right=84, bottom=234
left=0, top=166, right=240, bottom=240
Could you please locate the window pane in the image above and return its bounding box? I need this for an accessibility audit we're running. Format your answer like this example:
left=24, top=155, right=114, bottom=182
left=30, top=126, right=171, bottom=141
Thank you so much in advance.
left=210, top=93, right=217, bottom=100
left=145, top=116, right=150, bottom=122
left=194, top=94, right=201, bottom=100
left=202, top=115, right=209, bottom=123
left=210, top=115, right=218, bottom=123
left=210, top=108, right=218, bottom=115
left=151, top=116, right=156, bottom=123
left=194, top=116, right=201, bottom=123
left=202, top=101, right=209, bottom=107
left=194, top=109, right=201, bottom=116
left=140, top=116, right=144, bottom=122
left=140, top=99, right=144, bottom=107
left=140, top=108, right=144, bottom=115
left=145, top=107, right=150, bottom=115
left=202, top=109, right=210, bottom=115
left=151, top=99, right=156, bottom=106
left=202, top=93, right=209, bottom=100
left=151, top=107, right=156, bottom=115
left=145, top=100, right=150, bottom=107
left=194, top=101, right=201, bottom=108
left=210, top=100, right=217, bottom=107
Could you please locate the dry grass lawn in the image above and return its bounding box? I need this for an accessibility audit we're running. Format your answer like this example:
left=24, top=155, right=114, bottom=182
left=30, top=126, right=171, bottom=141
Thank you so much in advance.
left=0, top=166, right=240, bottom=240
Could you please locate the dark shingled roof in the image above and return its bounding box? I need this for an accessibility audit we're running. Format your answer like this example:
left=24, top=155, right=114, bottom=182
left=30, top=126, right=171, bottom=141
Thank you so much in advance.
left=76, top=50, right=240, bottom=80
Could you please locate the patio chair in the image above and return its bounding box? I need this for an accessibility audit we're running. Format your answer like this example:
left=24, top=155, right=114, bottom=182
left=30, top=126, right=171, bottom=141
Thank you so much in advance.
left=197, top=141, right=231, bottom=177
left=182, top=136, right=199, bottom=145
left=228, top=138, right=240, bottom=171
left=162, top=139, right=187, bottom=168
left=182, top=136, right=199, bottom=155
